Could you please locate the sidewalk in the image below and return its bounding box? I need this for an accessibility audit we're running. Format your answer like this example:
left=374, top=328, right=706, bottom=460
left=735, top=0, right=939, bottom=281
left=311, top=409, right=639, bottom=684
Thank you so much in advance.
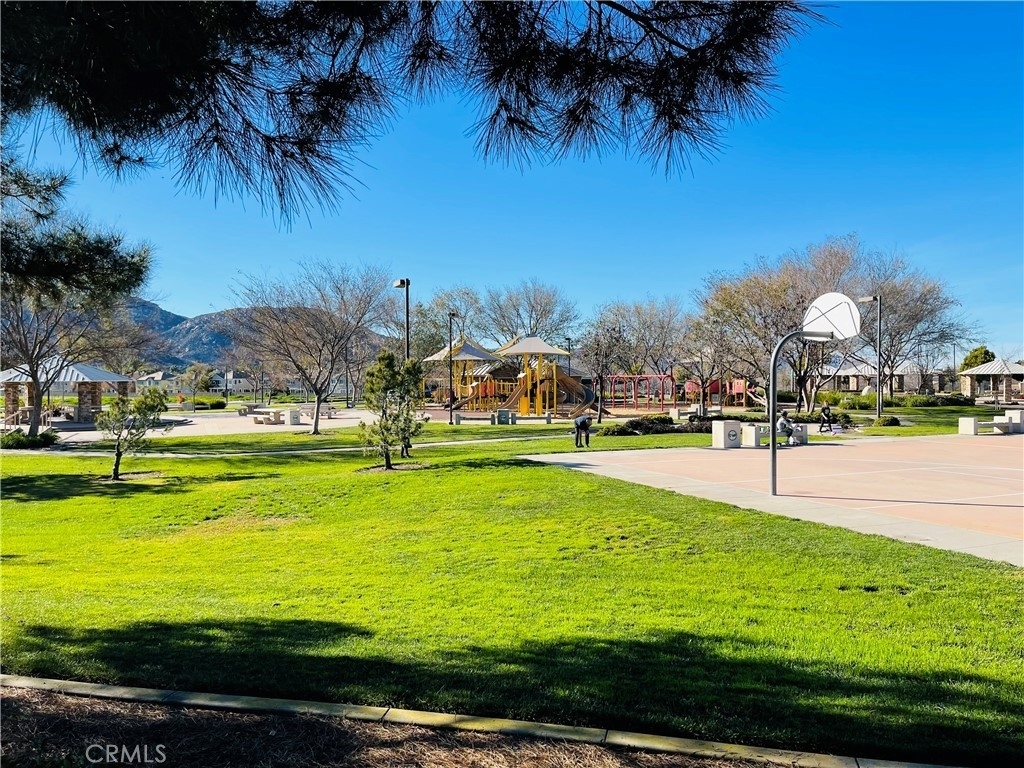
left=48, top=407, right=377, bottom=444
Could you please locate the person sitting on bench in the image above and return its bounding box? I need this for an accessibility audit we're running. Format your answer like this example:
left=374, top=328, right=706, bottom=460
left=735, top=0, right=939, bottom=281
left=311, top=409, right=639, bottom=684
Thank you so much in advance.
left=776, top=410, right=797, bottom=446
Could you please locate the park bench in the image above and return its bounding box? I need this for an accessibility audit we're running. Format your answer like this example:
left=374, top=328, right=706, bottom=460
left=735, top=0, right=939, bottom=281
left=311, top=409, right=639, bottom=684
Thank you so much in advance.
left=742, top=423, right=808, bottom=447
left=453, top=412, right=496, bottom=425
left=677, top=405, right=723, bottom=420
left=958, top=416, right=1013, bottom=435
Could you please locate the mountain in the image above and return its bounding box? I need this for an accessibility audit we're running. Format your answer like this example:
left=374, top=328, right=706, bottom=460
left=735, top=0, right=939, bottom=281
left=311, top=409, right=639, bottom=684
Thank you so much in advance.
left=127, top=298, right=233, bottom=367
left=126, top=299, right=393, bottom=369
left=161, top=312, right=234, bottom=366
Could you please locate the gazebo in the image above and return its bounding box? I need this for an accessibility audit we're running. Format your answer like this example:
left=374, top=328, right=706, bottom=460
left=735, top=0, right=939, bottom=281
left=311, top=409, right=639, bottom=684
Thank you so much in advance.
left=1, top=357, right=131, bottom=423
left=959, top=359, right=1024, bottom=402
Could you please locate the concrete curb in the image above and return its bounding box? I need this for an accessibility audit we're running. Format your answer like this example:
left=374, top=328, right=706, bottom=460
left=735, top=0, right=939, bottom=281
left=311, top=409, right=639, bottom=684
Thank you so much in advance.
left=1, top=675, right=957, bottom=768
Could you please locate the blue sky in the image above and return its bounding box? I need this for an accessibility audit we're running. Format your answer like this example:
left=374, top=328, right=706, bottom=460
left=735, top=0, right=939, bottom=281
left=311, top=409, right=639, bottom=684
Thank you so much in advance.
left=18, top=1, right=1024, bottom=358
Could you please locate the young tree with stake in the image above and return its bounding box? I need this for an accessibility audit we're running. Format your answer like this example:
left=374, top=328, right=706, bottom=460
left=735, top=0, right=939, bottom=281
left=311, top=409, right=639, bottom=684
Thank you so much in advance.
left=94, top=388, right=172, bottom=480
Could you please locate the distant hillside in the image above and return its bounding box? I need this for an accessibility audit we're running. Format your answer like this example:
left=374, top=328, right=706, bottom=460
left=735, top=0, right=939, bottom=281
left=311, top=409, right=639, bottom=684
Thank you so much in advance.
left=125, top=298, right=188, bottom=335
left=126, top=299, right=391, bottom=369
left=161, top=312, right=234, bottom=366
left=127, top=299, right=233, bottom=367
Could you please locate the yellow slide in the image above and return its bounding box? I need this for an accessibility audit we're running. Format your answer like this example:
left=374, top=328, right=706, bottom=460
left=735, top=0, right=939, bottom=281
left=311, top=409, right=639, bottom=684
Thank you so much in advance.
left=554, top=371, right=597, bottom=417
left=498, top=379, right=527, bottom=410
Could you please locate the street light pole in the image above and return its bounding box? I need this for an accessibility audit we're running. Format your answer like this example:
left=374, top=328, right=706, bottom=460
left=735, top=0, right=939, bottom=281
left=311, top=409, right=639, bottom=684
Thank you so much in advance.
left=858, top=295, right=883, bottom=419
left=393, top=278, right=411, bottom=361
left=448, top=311, right=458, bottom=425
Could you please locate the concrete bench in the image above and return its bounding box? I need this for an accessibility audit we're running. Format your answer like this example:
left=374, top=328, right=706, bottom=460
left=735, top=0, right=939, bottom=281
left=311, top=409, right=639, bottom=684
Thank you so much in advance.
left=453, top=413, right=494, bottom=425
left=252, top=416, right=265, bottom=425
left=959, top=417, right=1013, bottom=435
left=742, top=423, right=808, bottom=447
left=999, top=410, right=1023, bottom=433
left=514, top=413, right=553, bottom=424
left=677, top=406, right=723, bottom=420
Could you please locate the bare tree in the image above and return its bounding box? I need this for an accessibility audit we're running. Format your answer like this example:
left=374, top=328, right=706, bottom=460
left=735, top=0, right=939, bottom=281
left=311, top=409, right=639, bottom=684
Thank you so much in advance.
left=481, top=279, right=579, bottom=346
left=88, top=307, right=168, bottom=376
left=855, top=252, right=975, bottom=397
left=577, top=318, right=628, bottom=424
left=605, top=296, right=685, bottom=375
left=229, top=262, right=390, bottom=434
left=674, top=315, right=730, bottom=413
left=698, top=236, right=865, bottom=411
left=410, top=287, right=485, bottom=359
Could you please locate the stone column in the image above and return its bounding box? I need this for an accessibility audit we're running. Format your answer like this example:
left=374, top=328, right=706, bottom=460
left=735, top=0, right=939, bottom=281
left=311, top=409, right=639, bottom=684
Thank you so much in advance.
left=77, top=382, right=102, bottom=422
left=116, top=381, right=129, bottom=397
left=4, top=383, right=21, bottom=414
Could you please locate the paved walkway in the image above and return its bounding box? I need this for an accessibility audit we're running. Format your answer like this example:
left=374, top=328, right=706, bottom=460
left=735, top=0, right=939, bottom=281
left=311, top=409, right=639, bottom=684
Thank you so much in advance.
left=529, top=434, right=1024, bottom=566
left=48, top=407, right=378, bottom=444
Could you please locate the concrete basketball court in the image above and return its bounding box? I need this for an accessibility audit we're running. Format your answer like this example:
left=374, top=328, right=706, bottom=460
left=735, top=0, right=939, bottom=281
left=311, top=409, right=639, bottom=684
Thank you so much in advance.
left=530, top=434, right=1024, bottom=566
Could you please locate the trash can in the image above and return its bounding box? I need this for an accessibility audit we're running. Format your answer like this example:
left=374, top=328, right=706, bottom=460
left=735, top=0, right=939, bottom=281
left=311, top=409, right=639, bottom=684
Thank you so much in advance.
left=496, top=409, right=511, bottom=425
left=712, top=420, right=741, bottom=449
left=288, top=410, right=301, bottom=425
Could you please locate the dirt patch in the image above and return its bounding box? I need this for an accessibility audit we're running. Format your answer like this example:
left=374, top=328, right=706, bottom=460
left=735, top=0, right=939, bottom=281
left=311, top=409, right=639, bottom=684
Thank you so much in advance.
left=0, top=687, right=759, bottom=768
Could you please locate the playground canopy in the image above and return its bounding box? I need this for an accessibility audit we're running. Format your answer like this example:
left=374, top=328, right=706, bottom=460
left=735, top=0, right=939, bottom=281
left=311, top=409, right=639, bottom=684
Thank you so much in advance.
left=496, top=335, right=569, bottom=357
left=423, top=338, right=499, bottom=363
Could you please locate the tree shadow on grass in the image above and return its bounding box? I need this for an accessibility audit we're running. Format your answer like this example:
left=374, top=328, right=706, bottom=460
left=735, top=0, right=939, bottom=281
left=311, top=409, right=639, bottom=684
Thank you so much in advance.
left=0, top=472, right=282, bottom=503
left=431, top=457, right=540, bottom=473
left=5, top=619, right=1021, bottom=767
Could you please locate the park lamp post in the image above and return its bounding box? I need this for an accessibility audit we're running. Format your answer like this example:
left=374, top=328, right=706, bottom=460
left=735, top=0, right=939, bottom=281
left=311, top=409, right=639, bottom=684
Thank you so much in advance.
left=393, top=278, right=411, bottom=361
left=564, top=336, right=572, bottom=376
left=448, top=310, right=458, bottom=425
left=857, top=295, right=883, bottom=419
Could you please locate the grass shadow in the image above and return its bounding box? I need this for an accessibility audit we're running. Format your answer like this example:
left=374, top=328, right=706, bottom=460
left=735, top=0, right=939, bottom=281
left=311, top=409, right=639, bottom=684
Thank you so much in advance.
left=0, top=472, right=282, bottom=503
left=5, top=620, right=1020, bottom=766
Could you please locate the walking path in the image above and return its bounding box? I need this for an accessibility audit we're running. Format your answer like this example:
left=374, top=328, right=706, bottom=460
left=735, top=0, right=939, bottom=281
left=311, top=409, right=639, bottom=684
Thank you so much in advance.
left=529, top=434, right=1024, bottom=566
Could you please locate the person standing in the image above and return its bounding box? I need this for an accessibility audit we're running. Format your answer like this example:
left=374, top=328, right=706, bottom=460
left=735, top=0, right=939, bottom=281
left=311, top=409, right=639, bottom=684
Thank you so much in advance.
left=574, top=414, right=593, bottom=448
left=819, top=403, right=833, bottom=433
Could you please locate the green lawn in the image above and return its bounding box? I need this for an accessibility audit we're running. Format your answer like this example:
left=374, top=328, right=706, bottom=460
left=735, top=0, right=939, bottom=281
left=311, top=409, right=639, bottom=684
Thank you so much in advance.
left=842, top=405, right=1002, bottom=436
left=1, top=438, right=1021, bottom=766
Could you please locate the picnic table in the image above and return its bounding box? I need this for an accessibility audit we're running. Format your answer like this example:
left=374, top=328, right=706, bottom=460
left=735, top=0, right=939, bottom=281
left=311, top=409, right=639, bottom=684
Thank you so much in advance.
left=252, top=408, right=285, bottom=425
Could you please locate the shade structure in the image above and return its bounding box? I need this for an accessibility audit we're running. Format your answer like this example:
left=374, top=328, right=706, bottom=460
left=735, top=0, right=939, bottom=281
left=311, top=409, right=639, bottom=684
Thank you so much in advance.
left=424, top=338, right=499, bottom=363
left=496, top=335, right=570, bottom=357
left=0, top=357, right=130, bottom=383
left=451, top=340, right=499, bottom=362
left=959, top=359, right=1024, bottom=377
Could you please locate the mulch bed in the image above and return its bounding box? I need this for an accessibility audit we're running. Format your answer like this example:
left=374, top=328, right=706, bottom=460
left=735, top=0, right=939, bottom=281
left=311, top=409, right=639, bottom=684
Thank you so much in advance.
left=1, top=687, right=761, bottom=768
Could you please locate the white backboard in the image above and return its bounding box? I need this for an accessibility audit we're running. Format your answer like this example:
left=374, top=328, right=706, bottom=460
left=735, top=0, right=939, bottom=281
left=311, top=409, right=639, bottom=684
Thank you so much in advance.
left=802, top=292, right=861, bottom=340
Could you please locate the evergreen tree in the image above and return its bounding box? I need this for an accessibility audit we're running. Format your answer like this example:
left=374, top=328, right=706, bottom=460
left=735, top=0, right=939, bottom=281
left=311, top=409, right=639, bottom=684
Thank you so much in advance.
left=359, top=350, right=425, bottom=470
left=960, top=346, right=996, bottom=372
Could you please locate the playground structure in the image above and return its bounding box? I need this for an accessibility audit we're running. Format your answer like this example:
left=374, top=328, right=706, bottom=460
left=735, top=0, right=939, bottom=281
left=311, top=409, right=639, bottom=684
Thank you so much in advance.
left=599, top=374, right=677, bottom=411
left=424, top=335, right=601, bottom=418
left=679, top=377, right=749, bottom=408
left=423, top=335, right=767, bottom=419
